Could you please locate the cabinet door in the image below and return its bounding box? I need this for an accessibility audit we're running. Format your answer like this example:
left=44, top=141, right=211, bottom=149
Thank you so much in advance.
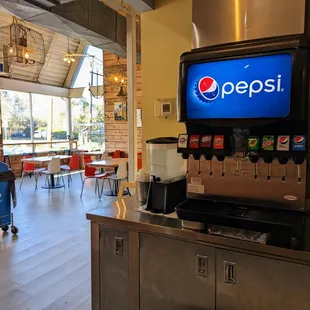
left=216, top=249, right=310, bottom=310
left=99, top=226, right=129, bottom=310
left=139, top=233, right=216, bottom=310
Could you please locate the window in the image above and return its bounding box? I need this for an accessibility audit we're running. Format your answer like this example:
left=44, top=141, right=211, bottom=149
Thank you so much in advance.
left=32, top=94, right=50, bottom=141
left=0, top=91, right=70, bottom=155
left=72, top=45, right=103, bottom=88
left=1, top=90, right=32, bottom=154
left=52, top=96, right=68, bottom=141
left=71, top=45, right=104, bottom=150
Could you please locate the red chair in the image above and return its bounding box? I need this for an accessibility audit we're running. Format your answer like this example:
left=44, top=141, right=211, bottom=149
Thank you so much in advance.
left=113, top=150, right=121, bottom=159
left=80, top=156, right=110, bottom=198
left=20, top=155, right=46, bottom=190
left=61, top=154, right=80, bottom=187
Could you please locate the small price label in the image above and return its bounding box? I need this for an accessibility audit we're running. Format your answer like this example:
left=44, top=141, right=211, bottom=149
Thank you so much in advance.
left=188, top=183, right=204, bottom=194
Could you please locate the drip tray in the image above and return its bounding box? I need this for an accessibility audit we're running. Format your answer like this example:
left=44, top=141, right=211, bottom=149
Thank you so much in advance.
left=222, top=207, right=248, bottom=218
left=175, top=199, right=304, bottom=235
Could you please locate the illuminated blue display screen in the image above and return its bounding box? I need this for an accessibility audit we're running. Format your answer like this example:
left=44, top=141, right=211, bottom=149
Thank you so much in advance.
left=186, top=54, right=292, bottom=119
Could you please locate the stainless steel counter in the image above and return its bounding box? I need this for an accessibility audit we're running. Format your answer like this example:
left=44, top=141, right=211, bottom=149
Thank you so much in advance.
left=86, top=197, right=310, bottom=265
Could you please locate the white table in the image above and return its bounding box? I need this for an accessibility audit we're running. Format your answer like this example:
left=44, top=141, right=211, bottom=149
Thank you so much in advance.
left=21, top=155, right=72, bottom=164
left=21, top=155, right=72, bottom=189
left=87, top=158, right=128, bottom=196
left=80, top=151, right=104, bottom=156
left=86, top=158, right=128, bottom=169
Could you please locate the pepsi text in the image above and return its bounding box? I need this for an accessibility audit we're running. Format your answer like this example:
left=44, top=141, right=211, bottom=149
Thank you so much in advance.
left=221, top=75, right=283, bottom=99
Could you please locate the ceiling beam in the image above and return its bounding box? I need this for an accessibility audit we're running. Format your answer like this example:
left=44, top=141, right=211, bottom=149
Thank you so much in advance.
left=24, top=0, right=52, bottom=10
left=36, top=33, right=58, bottom=82
left=0, top=77, right=69, bottom=97
left=124, top=0, right=153, bottom=12
left=99, top=0, right=128, bottom=14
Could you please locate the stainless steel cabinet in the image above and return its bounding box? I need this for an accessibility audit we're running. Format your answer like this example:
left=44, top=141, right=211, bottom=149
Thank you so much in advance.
left=216, top=249, right=310, bottom=310
left=99, top=226, right=129, bottom=310
left=139, top=233, right=216, bottom=310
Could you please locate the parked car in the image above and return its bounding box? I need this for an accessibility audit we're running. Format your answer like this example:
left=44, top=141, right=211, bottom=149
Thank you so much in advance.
left=11, top=132, right=26, bottom=138
left=34, top=130, right=47, bottom=139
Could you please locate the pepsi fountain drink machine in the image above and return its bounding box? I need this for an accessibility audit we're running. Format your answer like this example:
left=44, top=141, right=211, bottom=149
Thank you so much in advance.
left=176, top=35, right=310, bottom=249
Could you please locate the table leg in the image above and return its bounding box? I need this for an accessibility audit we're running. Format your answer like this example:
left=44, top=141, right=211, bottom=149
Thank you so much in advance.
left=50, top=174, right=55, bottom=187
left=41, top=173, right=65, bottom=190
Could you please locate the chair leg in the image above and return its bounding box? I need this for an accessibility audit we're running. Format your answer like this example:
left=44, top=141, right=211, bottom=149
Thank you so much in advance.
left=100, top=179, right=105, bottom=197
left=108, top=179, right=112, bottom=192
left=79, top=171, right=83, bottom=183
left=34, top=173, right=39, bottom=190
left=61, top=173, right=66, bottom=189
left=80, top=179, right=86, bottom=198
left=47, top=176, right=51, bottom=193
left=19, top=172, right=25, bottom=190
left=95, top=179, right=99, bottom=196
left=98, top=180, right=102, bottom=199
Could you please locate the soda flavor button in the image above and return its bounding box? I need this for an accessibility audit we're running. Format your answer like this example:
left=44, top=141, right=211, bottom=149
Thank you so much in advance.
left=213, top=135, right=224, bottom=150
left=292, top=135, right=306, bottom=151
left=277, top=135, right=290, bottom=151
left=262, top=135, right=275, bottom=151
left=247, top=136, right=259, bottom=151
left=178, top=134, right=188, bottom=148
left=189, top=135, right=200, bottom=149
left=200, top=135, right=212, bottom=148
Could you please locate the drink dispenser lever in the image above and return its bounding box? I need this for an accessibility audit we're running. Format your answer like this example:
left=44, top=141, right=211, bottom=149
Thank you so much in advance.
left=193, top=154, right=201, bottom=175
left=263, top=157, right=273, bottom=181
left=278, top=157, right=288, bottom=183
left=216, top=155, right=225, bottom=178
left=293, top=156, right=304, bottom=184
left=249, top=155, right=259, bottom=180
left=204, top=154, right=213, bottom=177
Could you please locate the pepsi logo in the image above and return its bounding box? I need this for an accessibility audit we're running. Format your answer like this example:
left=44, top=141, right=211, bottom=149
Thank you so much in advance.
left=279, top=137, right=288, bottom=145
left=179, top=137, right=187, bottom=143
left=197, top=77, right=219, bottom=102
left=294, top=136, right=304, bottom=144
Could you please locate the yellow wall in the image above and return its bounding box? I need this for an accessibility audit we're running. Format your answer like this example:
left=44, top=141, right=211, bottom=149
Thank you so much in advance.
left=141, top=0, right=192, bottom=167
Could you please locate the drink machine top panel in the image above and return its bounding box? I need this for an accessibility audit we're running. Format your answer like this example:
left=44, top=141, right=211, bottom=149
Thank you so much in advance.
left=178, top=35, right=310, bottom=127
left=186, top=54, right=292, bottom=119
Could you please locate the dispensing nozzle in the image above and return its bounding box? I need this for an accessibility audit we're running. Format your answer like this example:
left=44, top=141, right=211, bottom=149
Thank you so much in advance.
left=216, top=155, right=225, bottom=178
left=204, top=154, right=213, bottom=177
left=249, top=155, right=259, bottom=181
left=293, top=156, right=304, bottom=184
left=193, top=154, right=201, bottom=176
left=263, top=157, right=273, bottom=182
left=278, top=157, right=288, bottom=183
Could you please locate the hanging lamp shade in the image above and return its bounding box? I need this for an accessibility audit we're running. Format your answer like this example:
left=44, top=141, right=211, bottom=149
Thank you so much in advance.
left=0, top=17, right=45, bottom=71
left=117, top=85, right=127, bottom=97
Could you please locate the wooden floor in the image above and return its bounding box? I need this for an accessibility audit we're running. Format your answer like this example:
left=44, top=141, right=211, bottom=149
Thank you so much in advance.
left=0, top=173, right=117, bottom=310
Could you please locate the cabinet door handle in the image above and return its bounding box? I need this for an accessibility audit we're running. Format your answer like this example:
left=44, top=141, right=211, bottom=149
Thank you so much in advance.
left=114, top=237, right=123, bottom=256
left=224, top=261, right=236, bottom=284
left=196, top=255, right=208, bottom=278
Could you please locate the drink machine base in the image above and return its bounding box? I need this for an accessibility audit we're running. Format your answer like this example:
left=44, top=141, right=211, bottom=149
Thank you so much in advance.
left=146, top=178, right=186, bottom=214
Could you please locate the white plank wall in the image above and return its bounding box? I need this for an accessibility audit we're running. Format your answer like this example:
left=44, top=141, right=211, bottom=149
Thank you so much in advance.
left=104, top=52, right=142, bottom=153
